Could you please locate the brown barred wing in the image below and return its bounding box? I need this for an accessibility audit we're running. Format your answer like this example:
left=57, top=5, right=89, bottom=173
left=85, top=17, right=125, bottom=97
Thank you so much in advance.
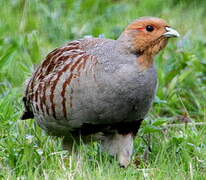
left=22, top=40, right=99, bottom=121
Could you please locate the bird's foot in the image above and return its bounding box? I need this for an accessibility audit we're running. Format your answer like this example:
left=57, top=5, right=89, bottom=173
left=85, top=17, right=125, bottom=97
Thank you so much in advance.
left=101, top=132, right=134, bottom=168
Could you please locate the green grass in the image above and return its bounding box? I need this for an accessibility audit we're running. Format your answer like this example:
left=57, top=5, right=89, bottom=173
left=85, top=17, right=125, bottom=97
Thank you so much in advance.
left=0, top=0, right=206, bottom=179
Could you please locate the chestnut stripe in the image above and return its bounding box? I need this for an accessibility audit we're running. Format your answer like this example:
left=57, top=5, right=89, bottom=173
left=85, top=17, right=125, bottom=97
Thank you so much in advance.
left=61, top=54, right=90, bottom=118
left=36, top=48, right=60, bottom=81
left=26, top=41, right=82, bottom=118
left=51, top=51, right=83, bottom=71
left=81, top=55, right=89, bottom=70
left=46, top=48, right=60, bottom=60
left=41, top=81, right=47, bottom=115
left=76, top=61, right=84, bottom=72
left=61, top=74, right=73, bottom=118
left=44, top=46, right=79, bottom=75
left=70, top=87, right=74, bottom=109
left=36, top=45, right=80, bottom=82
left=34, top=81, right=40, bottom=103
left=39, top=51, right=83, bottom=117
left=29, top=65, right=42, bottom=102
left=34, top=84, right=40, bottom=113
left=44, top=46, right=76, bottom=68
left=25, top=78, right=32, bottom=103
left=27, top=41, right=80, bottom=96
left=37, top=82, right=44, bottom=114
left=49, top=53, right=83, bottom=119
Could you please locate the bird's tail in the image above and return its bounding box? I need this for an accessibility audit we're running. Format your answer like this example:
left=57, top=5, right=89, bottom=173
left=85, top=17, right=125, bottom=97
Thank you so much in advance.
left=21, top=97, right=34, bottom=120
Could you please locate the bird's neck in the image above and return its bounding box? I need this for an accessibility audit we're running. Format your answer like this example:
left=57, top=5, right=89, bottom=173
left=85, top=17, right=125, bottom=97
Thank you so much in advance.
left=137, top=54, right=154, bottom=70
left=117, top=34, right=155, bottom=70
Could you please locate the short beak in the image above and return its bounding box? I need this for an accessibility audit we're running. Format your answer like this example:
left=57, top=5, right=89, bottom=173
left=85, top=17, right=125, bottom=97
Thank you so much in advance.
left=163, top=27, right=180, bottom=38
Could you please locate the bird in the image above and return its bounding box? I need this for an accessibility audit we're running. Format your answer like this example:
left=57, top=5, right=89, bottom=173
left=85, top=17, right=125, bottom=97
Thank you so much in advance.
left=21, top=17, right=179, bottom=168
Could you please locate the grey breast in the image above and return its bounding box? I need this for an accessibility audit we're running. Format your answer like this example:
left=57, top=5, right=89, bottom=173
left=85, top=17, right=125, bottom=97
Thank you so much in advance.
left=69, top=39, right=157, bottom=126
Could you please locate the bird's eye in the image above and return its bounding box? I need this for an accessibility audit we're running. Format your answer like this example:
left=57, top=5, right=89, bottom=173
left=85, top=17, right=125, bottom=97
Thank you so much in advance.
left=146, top=25, right=154, bottom=32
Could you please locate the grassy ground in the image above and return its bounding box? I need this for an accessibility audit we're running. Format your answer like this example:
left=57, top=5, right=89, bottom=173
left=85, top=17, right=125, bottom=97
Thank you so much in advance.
left=0, top=0, right=206, bottom=179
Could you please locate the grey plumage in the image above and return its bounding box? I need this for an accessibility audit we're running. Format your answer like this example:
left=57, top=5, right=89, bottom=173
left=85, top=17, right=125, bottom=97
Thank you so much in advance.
left=22, top=17, right=179, bottom=167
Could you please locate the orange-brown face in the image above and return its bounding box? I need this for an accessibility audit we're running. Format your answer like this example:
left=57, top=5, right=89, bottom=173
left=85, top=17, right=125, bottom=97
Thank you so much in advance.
left=124, top=17, right=179, bottom=56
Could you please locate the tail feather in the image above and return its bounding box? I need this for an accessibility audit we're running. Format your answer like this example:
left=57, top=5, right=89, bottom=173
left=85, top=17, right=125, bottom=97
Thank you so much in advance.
left=21, top=97, right=34, bottom=120
left=21, top=111, right=34, bottom=120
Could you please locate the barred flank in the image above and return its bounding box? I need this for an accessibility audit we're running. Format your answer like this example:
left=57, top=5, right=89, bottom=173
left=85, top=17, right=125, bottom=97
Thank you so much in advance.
left=24, top=40, right=98, bottom=120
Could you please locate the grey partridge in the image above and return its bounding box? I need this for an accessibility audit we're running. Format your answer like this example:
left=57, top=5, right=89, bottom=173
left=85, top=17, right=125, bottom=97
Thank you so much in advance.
left=22, top=17, right=179, bottom=167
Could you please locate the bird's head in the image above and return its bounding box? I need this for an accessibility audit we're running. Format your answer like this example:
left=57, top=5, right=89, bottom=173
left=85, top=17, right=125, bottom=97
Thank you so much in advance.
left=118, top=17, right=180, bottom=57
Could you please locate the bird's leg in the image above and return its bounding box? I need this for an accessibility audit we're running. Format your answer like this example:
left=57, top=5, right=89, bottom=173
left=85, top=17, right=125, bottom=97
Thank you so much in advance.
left=101, top=132, right=134, bottom=168
left=117, top=133, right=134, bottom=168
left=62, top=136, right=77, bottom=153
left=62, top=135, right=92, bottom=152
left=62, top=136, right=85, bottom=169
